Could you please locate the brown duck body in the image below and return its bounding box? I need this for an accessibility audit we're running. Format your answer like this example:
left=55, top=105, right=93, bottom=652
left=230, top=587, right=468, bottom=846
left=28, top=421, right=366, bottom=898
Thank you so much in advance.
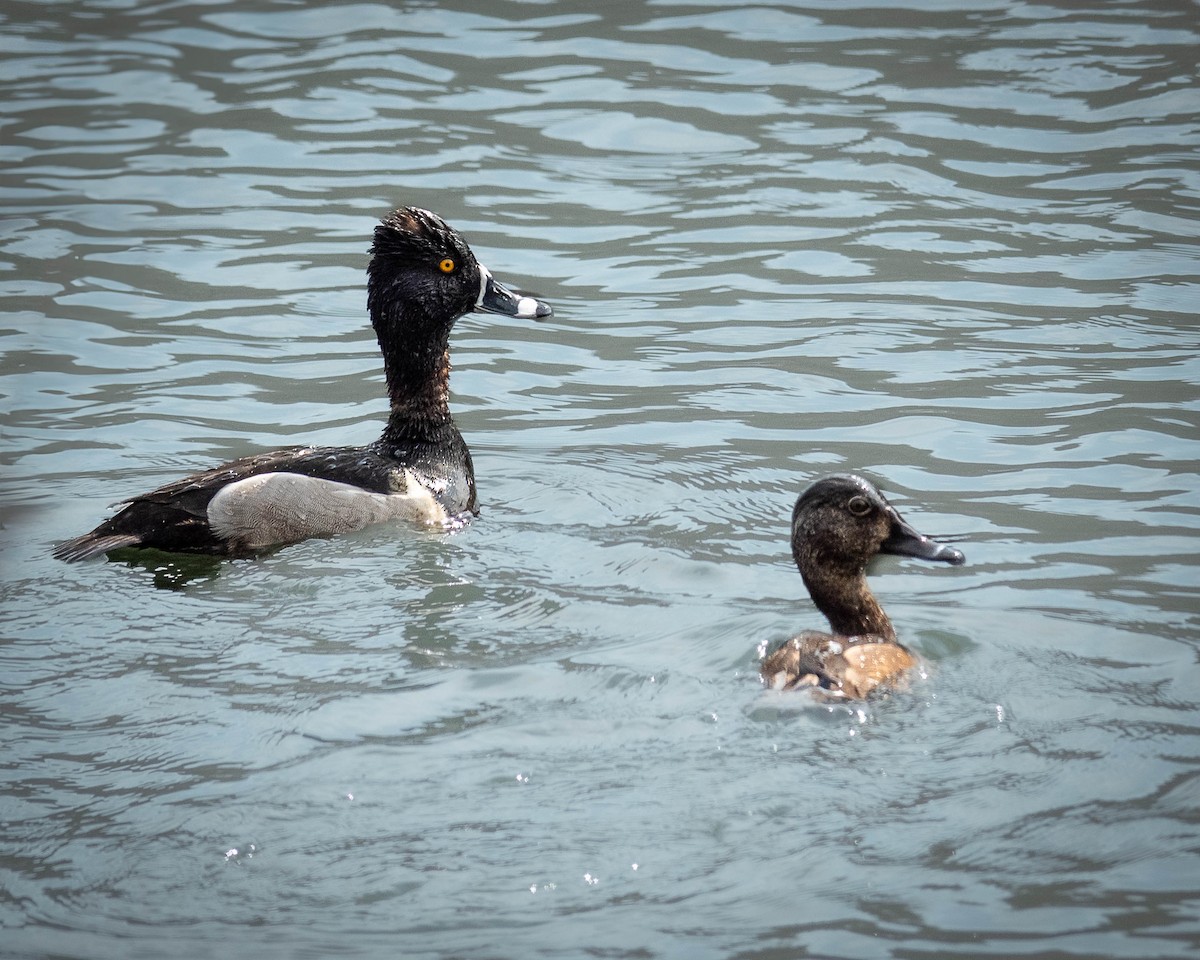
left=761, top=474, right=964, bottom=699
left=762, top=632, right=917, bottom=699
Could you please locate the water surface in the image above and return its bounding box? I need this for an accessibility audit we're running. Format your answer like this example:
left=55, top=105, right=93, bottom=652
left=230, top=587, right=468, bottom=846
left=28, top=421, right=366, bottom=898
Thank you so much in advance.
left=2, top=1, right=1198, bottom=958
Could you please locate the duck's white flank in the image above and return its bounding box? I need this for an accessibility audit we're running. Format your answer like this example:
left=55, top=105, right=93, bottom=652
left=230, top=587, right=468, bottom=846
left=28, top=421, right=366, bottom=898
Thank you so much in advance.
left=206, top=471, right=445, bottom=549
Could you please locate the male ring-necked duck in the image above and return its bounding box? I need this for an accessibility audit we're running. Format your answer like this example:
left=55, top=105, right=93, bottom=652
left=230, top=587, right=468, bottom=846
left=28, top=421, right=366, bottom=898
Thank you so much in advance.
left=53, top=206, right=552, bottom=562
left=761, top=474, right=965, bottom=698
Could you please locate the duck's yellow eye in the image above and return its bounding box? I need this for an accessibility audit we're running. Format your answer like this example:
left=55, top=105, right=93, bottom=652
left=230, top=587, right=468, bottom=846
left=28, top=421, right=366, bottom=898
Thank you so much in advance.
left=847, top=496, right=871, bottom=516
left=438, top=258, right=456, bottom=274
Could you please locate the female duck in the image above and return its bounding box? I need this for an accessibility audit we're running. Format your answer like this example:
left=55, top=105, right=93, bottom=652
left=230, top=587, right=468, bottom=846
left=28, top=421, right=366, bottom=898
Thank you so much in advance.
left=761, top=474, right=965, bottom=698
left=54, top=207, right=552, bottom=562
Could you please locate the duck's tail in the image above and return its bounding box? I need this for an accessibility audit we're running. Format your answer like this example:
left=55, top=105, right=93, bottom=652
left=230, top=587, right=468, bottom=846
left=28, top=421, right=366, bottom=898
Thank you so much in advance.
left=53, top=532, right=143, bottom=563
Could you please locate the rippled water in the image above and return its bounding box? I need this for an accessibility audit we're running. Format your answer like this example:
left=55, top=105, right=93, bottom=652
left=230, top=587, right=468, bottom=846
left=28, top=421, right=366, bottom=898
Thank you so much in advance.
left=3, top=1, right=1199, bottom=957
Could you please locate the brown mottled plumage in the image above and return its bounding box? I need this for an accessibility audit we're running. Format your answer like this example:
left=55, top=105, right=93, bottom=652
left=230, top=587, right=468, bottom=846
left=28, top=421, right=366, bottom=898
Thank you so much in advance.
left=761, top=474, right=965, bottom=698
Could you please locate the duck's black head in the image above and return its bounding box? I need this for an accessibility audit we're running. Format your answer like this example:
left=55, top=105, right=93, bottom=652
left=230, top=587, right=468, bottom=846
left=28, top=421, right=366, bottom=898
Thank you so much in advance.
left=791, top=474, right=965, bottom=576
left=365, top=207, right=552, bottom=426
left=367, top=207, right=551, bottom=342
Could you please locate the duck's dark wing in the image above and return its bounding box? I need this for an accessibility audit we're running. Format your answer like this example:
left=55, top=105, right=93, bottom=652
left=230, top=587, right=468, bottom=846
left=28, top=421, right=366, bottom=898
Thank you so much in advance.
left=137, top=447, right=398, bottom=500
left=761, top=632, right=916, bottom=699
left=53, top=446, right=425, bottom=562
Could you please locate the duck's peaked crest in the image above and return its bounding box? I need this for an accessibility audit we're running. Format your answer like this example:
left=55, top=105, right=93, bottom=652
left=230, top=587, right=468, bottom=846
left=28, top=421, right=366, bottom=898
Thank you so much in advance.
left=372, top=207, right=469, bottom=262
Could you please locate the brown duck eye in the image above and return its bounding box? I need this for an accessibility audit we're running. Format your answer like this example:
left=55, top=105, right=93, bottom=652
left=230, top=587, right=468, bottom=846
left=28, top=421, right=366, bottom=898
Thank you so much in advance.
left=847, top=495, right=871, bottom=516
left=438, top=258, right=456, bottom=274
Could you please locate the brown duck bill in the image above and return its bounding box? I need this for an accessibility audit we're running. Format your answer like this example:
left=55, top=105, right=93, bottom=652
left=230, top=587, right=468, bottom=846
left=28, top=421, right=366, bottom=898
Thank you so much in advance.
left=881, top=513, right=966, bottom=565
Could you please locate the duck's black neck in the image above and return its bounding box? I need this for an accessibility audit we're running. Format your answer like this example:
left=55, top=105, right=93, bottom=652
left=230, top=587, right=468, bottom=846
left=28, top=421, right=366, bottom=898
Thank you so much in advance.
left=799, top=562, right=896, bottom=642
left=370, top=297, right=457, bottom=448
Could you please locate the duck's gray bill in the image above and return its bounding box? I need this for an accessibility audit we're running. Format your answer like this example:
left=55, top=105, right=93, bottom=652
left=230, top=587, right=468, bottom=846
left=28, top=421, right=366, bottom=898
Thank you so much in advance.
left=881, top=515, right=966, bottom=565
left=477, top=270, right=553, bottom=320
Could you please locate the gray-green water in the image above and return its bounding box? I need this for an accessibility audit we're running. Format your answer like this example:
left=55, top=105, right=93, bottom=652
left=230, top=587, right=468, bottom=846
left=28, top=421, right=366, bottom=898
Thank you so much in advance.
left=2, top=1, right=1198, bottom=958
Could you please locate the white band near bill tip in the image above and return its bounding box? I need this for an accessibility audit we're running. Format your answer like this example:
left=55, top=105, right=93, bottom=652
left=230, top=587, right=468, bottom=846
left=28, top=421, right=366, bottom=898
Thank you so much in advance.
left=476, top=264, right=492, bottom=306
